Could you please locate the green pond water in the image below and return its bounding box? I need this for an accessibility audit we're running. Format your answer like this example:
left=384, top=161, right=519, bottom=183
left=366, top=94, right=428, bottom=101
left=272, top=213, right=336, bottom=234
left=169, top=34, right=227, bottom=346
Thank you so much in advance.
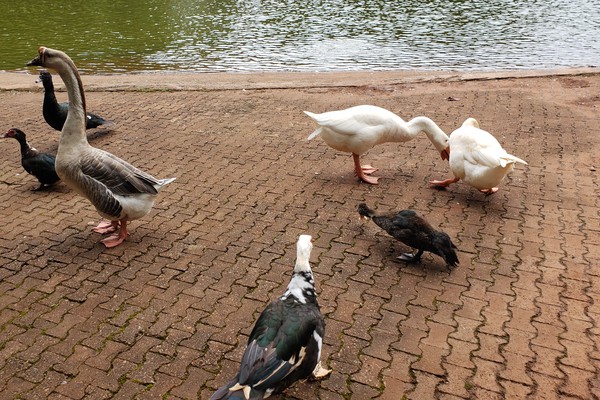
left=1, top=0, right=599, bottom=74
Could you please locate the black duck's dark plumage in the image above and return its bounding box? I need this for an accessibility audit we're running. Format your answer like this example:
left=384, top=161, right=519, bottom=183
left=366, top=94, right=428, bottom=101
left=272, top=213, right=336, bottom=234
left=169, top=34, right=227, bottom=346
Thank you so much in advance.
left=38, top=70, right=109, bottom=131
left=2, top=128, right=60, bottom=190
left=211, top=235, right=330, bottom=400
left=358, top=202, right=459, bottom=267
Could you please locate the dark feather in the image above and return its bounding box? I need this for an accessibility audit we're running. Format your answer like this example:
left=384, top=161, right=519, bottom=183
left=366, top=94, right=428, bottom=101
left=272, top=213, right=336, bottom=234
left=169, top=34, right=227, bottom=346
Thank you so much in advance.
left=39, top=70, right=109, bottom=131
left=3, top=128, right=60, bottom=189
left=79, top=149, right=161, bottom=196
left=22, top=152, right=60, bottom=186
left=210, top=245, right=326, bottom=400
left=236, top=297, right=324, bottom=394
left=358, top=203, right=459, bottom=267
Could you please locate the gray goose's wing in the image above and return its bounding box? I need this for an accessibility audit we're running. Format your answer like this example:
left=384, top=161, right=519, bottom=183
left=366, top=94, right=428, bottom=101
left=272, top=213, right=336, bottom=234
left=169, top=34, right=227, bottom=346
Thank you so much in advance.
left=76, top=149, right=161, bottom=218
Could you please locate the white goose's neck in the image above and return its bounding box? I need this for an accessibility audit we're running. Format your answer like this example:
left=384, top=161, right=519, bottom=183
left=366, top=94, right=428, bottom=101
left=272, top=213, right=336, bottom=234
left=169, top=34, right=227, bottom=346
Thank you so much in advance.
left=55, top=57, right=89, bottom=148
left=400, top=116, right=448, bottom=151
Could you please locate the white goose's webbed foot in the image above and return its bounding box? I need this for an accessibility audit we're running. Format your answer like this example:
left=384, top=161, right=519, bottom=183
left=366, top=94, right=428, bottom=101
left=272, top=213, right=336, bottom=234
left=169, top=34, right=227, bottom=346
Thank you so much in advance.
left=480, top=187, right=499, bottom=195
left=352, top=153, right=380, bottom=184
left=360, top=164, right=378, bottom=175
left=429, top=176, right=460, bottom=188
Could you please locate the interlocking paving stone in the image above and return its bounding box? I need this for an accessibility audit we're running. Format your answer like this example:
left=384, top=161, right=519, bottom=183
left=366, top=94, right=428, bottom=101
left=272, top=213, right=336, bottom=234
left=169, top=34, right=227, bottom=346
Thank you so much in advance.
left=0, top=70, right=599, bottom=398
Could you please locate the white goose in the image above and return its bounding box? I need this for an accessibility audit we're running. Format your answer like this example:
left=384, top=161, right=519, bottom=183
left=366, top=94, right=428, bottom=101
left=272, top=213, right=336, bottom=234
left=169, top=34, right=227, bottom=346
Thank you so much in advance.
left=430, top=118, right=527, bottom=195
left=304, top=105, right=450, bottom=184
left=27, top=47, right=175, bottom=248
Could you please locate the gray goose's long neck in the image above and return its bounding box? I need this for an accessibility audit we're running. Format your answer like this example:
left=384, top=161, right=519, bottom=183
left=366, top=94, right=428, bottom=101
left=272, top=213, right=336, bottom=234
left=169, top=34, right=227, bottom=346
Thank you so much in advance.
left=56, top=57, right=88, bottom=147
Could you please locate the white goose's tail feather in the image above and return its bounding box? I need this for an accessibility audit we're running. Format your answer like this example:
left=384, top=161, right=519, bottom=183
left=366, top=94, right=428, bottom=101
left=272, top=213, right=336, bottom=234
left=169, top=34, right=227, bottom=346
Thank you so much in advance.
left=500, top=154, right=528, bottom=167
left=307, top=128, right=322, bottom=141
left=304, top=111, right=322, bottom=141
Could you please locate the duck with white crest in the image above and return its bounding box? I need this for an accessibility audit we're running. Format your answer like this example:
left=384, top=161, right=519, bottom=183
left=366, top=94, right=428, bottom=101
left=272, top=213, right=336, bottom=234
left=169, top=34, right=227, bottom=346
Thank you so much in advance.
left=211, top=235, right=331, bottom=400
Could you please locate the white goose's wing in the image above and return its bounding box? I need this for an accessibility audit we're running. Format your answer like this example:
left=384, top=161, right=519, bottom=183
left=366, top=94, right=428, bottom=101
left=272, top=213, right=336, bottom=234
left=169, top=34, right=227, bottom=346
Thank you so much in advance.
left=454, top=127, right=508, bottom=168
left=305, top=105, right=398, bottom=140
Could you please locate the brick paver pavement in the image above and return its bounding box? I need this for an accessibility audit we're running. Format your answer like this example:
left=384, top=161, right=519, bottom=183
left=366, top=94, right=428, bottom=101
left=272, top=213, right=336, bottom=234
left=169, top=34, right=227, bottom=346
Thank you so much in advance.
left=0, top=70, right=599, bottom=399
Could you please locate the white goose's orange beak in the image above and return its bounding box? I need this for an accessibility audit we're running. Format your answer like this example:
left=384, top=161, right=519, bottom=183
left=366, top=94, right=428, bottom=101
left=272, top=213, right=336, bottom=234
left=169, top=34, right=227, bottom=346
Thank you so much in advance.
left=440, top=147, right=450, bottom=161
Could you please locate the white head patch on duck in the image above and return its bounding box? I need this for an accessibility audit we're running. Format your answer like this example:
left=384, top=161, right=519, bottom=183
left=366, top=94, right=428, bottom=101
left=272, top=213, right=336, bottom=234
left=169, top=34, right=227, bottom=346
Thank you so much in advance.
left=281, top=234, right=316, bottom=304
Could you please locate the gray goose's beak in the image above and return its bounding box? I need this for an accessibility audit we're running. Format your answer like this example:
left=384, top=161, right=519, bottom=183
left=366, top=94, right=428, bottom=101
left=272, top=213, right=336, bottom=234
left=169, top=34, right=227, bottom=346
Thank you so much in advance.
left=26, top=47, right=46, bottom=67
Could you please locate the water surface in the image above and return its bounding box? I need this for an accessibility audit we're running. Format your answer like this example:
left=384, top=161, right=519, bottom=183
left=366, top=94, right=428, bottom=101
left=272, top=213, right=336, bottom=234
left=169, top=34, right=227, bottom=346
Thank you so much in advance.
left=1, top=0, right=598, bottom=73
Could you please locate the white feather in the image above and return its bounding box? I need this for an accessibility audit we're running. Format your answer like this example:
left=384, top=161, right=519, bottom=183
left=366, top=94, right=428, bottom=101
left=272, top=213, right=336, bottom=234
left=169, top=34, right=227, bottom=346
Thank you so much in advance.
left=448, top=118, right=527, bottom=190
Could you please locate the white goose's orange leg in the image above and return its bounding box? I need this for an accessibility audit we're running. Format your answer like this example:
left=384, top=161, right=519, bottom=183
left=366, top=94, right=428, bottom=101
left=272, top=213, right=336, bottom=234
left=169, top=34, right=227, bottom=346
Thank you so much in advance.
left=101, top=219, right=129, bottom=248
left=353, top=153, right=380, bottom=184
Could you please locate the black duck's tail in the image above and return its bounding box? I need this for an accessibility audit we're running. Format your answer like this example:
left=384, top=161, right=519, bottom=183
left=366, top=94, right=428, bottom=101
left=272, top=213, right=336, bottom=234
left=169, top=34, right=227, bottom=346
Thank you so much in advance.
left=86, top=113, right=113, bottom=129
left=357, top=203, right=377, bottom=219
left=432, top=232, right=460, bottom=268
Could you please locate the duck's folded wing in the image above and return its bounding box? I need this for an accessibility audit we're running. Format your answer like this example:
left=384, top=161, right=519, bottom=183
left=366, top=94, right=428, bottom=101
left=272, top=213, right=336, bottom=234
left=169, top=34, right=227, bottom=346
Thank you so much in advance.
left=238, top=302, right=320, bottom=389
left=22, top=153, right=54, bottom=174
left=389, top=212, right=431, bottom=242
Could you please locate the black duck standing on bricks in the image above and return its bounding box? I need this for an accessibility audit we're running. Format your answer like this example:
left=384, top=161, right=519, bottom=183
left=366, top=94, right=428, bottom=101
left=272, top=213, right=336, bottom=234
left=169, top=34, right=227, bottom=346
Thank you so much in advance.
left=27, top=47, right=175, bottom=248
left=37, top=70, right=110, bottom=131
left=1, top=128, right=60, bottom=190
left=358, top=203, right=459, bottom=268
left=211, top=235, right=331, bottom=400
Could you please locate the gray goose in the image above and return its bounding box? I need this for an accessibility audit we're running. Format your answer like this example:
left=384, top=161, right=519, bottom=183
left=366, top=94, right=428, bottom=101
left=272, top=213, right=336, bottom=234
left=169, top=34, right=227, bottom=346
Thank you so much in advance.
left=27, top=47, right=175, bottom=248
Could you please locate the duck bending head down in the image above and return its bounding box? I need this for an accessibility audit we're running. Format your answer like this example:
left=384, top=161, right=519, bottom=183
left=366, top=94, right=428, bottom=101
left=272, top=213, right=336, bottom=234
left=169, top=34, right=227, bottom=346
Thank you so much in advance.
left=27, top=47, right=175, bottom=248
left=304, top=105, right=450, bottom=184
left=429, top=118, right=527, bottom=195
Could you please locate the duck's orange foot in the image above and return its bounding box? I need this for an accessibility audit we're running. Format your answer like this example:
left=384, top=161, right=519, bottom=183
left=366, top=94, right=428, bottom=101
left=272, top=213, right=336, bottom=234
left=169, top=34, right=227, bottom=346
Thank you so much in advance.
left=93, top=220, right=119, bottom=234
left=480, top=187, right=499, bottom=195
